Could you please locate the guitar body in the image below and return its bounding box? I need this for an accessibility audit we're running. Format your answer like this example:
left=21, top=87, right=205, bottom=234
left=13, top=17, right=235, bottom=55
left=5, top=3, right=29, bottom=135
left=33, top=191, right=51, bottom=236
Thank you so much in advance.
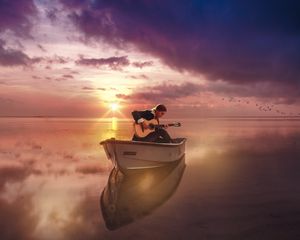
left=133, top=119, right=159, bottom=138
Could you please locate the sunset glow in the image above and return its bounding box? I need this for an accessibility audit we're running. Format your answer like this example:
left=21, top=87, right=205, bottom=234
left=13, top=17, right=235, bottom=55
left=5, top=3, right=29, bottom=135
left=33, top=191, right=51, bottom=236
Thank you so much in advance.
left=0, top=1, right=299, bottom=118
left=1, top=1, right=300, bottom=239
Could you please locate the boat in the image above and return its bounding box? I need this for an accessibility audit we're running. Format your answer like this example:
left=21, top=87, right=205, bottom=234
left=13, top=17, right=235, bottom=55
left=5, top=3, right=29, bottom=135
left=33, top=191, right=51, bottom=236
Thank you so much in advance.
left=100, top=138, right=186, bottom=171
left=100, top=155, right=186, bottom=230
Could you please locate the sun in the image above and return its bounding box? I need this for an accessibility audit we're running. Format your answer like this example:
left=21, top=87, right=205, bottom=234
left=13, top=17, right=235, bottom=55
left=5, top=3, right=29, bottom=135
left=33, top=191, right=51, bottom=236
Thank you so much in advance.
left=100, top=102, right=127, bottom=119
left=110, top=103, right=120, bottom=111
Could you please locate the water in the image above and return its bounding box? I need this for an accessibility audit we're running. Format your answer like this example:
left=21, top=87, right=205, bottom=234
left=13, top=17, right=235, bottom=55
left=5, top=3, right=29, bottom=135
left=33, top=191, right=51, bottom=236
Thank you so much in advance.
left=0, top=117, right=300, bottom=239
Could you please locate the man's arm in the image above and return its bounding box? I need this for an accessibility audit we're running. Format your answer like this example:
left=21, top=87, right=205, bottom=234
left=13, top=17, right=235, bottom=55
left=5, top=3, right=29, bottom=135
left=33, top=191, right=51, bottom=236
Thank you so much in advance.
left=131, top=110, right=152, bottom=129
left=132, top=110, right=143, bottom=124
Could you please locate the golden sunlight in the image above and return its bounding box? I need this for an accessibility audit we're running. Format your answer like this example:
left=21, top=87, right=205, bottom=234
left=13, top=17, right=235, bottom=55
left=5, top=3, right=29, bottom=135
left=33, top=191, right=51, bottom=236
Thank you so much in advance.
left=111, top=116, right=118, bottom=130
left=99, top=101, right=127, bottom=119
left=110, top=103, right=120, bottom=111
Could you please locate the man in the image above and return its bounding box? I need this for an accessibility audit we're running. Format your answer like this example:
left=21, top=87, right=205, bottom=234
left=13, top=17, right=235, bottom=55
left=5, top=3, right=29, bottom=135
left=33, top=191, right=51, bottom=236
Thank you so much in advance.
left=131, top=104, right=173, bottom=143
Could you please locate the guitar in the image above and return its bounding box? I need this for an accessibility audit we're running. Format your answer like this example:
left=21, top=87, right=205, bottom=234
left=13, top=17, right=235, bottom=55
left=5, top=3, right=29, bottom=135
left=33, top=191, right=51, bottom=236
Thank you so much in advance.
left=133, top=119, right=181, bottom=138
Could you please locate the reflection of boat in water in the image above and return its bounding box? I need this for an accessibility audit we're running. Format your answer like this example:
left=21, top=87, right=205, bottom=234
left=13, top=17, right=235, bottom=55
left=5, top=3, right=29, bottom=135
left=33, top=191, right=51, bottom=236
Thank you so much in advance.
left=100, top=155, right=186, bottom=230
left=100, top=138, right=186, bottom=171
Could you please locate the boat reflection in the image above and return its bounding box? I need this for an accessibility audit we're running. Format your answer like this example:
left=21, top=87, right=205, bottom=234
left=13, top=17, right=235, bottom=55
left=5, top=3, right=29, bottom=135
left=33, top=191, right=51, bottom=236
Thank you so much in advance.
left=100, top=155, right=186, bottom=230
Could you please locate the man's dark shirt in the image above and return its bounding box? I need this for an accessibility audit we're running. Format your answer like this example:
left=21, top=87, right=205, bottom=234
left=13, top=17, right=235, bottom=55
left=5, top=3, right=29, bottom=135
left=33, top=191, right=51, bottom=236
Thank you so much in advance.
left=131, top=109, right=172, bottom=142
left=131, top=109, right=159, bottom=124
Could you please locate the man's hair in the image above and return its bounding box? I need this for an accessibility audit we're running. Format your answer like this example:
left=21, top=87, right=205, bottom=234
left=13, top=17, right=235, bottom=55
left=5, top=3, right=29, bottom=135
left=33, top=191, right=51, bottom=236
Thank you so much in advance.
left=154, top=104, right=167, bottom=112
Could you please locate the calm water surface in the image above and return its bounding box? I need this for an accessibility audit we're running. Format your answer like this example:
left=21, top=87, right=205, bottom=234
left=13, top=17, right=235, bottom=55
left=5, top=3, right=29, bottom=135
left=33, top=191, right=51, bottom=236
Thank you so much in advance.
left=0, top=117, right=300, bottom=239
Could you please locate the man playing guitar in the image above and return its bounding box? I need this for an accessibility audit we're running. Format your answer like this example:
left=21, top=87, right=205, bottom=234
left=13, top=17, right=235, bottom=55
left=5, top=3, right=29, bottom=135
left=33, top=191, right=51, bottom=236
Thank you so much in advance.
left=131, top=104, right=173, bottom=143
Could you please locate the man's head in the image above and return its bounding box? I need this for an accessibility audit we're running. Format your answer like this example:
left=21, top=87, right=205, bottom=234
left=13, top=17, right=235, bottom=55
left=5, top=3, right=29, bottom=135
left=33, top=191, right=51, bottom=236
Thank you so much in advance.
left=153, top=104, right=167, bottom=118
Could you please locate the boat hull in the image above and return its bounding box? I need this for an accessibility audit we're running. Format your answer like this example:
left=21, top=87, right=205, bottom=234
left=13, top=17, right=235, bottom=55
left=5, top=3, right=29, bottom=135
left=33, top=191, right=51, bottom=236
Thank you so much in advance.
left=100, top=138, right=186, bottom=170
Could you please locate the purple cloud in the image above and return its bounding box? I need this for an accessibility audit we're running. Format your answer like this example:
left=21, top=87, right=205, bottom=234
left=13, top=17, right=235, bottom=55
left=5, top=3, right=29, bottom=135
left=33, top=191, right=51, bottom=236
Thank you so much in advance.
left=60, top=0, right=300, bottom=99
left=37, top=44, right=47, bottom=52
left=0, top=0, right=37, bottom=37
left=117, top=79, right=300, bottom=105
left=46, top=7, right=59, bottom=22
left=75, top=55, right=130, bottom=70
left=205, top=81, right=300, bottom=104
left=0, top=39, right=31, bottom=66
left=0, top=39, right=47, bottom=67
left=46, top=55, right=70, bottom=64
left=116, top=82, right=201, bottom=102
left=132, top=61, right=153, bottom=68
left=28, top=56, right=71, bottom=65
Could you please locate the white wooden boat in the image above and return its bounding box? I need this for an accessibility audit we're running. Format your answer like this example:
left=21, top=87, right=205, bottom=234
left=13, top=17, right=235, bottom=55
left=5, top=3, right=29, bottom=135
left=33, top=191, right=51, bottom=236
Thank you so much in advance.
left=100, top=138, right=186, bottom=171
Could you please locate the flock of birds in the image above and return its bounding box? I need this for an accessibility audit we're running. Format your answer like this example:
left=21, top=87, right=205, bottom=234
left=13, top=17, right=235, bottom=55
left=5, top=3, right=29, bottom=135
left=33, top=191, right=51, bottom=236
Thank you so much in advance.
left=222, top=97, right=300, bottom=116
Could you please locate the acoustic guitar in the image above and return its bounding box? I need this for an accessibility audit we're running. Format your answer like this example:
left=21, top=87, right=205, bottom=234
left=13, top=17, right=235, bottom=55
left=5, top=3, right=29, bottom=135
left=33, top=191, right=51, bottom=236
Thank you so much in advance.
left=133, top=119, right=181, bottom=138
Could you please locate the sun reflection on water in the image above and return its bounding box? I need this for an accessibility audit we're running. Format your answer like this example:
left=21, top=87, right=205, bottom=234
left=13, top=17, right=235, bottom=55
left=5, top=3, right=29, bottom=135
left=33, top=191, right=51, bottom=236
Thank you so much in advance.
left=111, top=117, right=118, bottom=131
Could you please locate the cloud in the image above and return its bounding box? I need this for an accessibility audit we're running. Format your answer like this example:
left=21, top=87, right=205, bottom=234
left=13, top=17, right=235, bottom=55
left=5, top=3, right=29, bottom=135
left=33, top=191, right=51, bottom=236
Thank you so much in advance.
left=0, top=39, right=50, bottom=67
left=45, top=55, right=70, bottom=64
left=116, top=82, right=202, bottom=102
left=75, top=55, right=130, bottom=70
left=32, top=75, right=41, bottom=80
left=129, top=74, right=149, bottom=80
left=62, top=74, right=74, bottom=79
left=82, top=86, right=94, bottom=90
left=81, top=86, right=106, bottom=91
left=30, top=55, right=71, bottom=65
left=132, top=61, right=153, bottom=69
left=79, top=86, right=107, bottom=91
left=205, top=80, right=300, bottom=104
left=116, top=79, right=300, bottom=105
left=61, top=0, right=300, bottom=97
left=0, top=39, right=32, bottom=66
left=37, top=44, right=47, bottom=52
left=0, top=0, right=37, bottom=37
left=46, top=7, right=59, bottom=22
left=0, top=38, right=70, bottom=67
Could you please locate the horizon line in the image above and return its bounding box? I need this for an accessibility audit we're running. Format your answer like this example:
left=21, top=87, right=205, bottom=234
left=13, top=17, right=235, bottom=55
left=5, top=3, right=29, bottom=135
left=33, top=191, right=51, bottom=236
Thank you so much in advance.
left=1, top=115, right=300, bottom=119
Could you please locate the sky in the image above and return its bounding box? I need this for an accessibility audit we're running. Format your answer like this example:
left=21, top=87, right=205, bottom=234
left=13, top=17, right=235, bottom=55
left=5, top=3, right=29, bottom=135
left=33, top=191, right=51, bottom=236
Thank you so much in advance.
left=0, top=0, right=300, bottom=118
